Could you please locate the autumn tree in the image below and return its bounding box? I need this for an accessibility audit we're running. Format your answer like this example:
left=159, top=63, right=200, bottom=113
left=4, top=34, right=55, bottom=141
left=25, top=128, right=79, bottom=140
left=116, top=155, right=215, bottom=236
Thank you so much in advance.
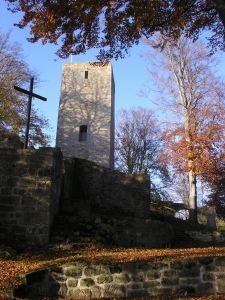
left=115, top=107, right=169, bottom=200
left=0, top=31, right=50, bottom=147
left=146, top=36, right=225, bottom=223
left=5, top=0, right=225, bottom=60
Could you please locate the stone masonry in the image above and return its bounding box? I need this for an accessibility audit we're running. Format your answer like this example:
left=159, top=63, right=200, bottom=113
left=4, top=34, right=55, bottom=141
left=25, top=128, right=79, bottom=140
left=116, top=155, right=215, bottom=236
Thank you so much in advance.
left=55, top=157, right=174, bottom=248
left=14, top=257, right=225, bottom=298
left=0, top=145, right=173, bottom=249
left=56, top=62, right=115, bottom=169
left=62, top=157, right=150, bottom=219
left=0, top=147, right=63, bottom=247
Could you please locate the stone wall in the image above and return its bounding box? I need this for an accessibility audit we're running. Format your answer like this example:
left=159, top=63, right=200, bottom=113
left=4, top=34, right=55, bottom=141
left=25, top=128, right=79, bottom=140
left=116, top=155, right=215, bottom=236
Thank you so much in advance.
left=97, top=216, right=173, bottom=248
left=14, top=257, right=225, bottom=298
left=57, top=156, right=173, bottom=248
left=0, top=147, right=63, bottom=247
left=62, top=157, right=150, bottom=219
left=186, top=230, right=225, bottom=243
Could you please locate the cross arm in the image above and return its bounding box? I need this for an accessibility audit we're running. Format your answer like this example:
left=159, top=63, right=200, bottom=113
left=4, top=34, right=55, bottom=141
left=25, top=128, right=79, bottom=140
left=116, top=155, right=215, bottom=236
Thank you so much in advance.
left=14, top=86, right=47, bottom=101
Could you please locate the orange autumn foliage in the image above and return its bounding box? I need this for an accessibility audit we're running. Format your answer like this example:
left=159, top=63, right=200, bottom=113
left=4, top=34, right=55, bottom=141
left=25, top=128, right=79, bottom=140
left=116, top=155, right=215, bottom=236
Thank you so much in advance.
left=5, top=0, right=225, bottom=60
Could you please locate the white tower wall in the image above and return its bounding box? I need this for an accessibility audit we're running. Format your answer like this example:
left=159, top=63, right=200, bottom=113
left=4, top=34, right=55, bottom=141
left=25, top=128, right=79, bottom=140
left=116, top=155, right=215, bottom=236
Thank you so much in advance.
left=56, top=62, right=115, bottom=168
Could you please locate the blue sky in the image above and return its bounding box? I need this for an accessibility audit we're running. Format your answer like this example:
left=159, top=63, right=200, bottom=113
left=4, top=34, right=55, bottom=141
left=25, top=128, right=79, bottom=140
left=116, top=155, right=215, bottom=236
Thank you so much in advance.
left=1, top=1, right=225, bottom=146
left=0, top=1, right=157, bottom=145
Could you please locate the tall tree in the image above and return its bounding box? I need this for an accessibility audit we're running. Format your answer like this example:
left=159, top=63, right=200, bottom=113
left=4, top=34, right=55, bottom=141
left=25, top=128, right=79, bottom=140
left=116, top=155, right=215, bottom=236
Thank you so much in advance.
left=115, top=107, right=169, bottom=200
left=147, top=36, right=225, bottom=223
left=5, top=0, right=225, bottom=60
left=0, top=31, right=50, bottom=147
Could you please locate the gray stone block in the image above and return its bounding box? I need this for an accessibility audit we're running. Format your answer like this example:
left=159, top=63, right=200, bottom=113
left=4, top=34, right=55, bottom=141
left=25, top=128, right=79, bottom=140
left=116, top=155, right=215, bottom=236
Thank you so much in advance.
left=84, top=264, right=110, bottom=276
left=63, top=265, right=83, bottom=277
left=146, top=270, right=161, bottom=280
left=96, top=274, right=113, bottom=284
left=217, top=279, right=225, bottom=293
left=215, top=273, right=225, bottom=280
left=161, top=277, right=179, bottom=286
left=114, top=273, right=130, bottom=284
left=143, top=280, right=160, bottom=289
left=127, top=282, right=143, bottom=289
left=102, top=284, right=126, bottom=298
left=131, top=271, right=145, bottom=282
left=67, top=288, right=91, bottom=299
left=79, top=278, right=95, bottom=287
left=66, top=278, right=78, bottom=288
left=90, top=286, right=101, bottom=298
left=50, top=272, right=66, bottom=282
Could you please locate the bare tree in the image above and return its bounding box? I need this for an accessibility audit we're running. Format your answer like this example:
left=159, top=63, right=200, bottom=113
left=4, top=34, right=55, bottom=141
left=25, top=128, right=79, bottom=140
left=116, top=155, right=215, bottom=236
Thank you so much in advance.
left=146, top=36, right=225, bottom=223
left=115, top=107, right=169, bottom=198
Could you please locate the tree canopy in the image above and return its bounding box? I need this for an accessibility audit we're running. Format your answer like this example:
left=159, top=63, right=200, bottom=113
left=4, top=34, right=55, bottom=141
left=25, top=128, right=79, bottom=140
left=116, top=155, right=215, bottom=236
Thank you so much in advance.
left=5, top=0, right=225, bottom=59
left=0, top=31, right=50, bottom=147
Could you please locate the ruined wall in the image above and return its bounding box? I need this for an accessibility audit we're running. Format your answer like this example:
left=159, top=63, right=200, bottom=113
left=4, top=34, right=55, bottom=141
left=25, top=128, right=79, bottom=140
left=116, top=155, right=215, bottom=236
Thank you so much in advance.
left=62, top=157, right=150, bottom=219
left=0, top=147, right=63, bottom=247
left=14, top=257, right=225, bottom=298
left=59, top=158, right=173, bottom=249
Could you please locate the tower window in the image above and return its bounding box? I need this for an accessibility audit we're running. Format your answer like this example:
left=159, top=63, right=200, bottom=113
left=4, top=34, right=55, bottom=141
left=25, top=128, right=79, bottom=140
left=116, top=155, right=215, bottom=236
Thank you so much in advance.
left=84, top=71, right=88, bottom=79
left=79, top=125, right=87, bottom=141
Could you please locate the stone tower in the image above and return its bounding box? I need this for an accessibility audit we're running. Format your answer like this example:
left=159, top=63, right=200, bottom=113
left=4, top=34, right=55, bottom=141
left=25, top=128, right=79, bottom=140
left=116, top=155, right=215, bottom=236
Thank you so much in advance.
left=56, top=62, right=115, bottom=168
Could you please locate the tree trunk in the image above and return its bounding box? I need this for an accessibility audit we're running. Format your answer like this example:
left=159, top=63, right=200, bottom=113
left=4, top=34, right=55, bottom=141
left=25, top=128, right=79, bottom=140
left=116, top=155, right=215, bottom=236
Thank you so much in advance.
left=184, top=110, right=198, bottom=224
left=188, top=169, right=198, bottom=224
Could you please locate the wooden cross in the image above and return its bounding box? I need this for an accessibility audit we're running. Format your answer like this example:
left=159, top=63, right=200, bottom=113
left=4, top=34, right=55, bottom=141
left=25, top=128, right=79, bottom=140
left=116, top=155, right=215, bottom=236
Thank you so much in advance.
left=14, top=77, right=47, bottom=149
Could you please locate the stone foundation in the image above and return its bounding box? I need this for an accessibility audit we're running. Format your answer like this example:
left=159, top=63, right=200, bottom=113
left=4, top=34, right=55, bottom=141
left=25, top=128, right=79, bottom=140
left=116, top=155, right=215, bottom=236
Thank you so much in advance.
left=14, top=257, right=225, bottom=298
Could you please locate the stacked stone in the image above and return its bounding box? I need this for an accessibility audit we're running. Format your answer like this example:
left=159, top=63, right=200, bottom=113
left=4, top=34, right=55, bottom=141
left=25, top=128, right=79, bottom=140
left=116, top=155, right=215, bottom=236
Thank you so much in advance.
left=62, top=157, right=150, bottom=219
left=14, top=257, right=225, bottom=298
left=0, top=146, right=62, bottom=247
left=186, top=230, right=225, bottom=243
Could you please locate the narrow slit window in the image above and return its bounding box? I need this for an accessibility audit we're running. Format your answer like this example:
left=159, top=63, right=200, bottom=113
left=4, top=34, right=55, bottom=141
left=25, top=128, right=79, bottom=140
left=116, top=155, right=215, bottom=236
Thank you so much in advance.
left=79, top=125, right=87, bottom=141
left=84, top=71, right=88, bottom=79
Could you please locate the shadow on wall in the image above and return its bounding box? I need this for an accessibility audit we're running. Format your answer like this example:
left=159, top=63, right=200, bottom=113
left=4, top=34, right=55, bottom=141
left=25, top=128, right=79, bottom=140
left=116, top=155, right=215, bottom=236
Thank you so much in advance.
left=56, top=65, right=114, bottom=168
left=61, top=157, right=150, bottom=219
left=13, top=268, right=60, bottom=299
left=57, top=157, right=174, bottom=249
